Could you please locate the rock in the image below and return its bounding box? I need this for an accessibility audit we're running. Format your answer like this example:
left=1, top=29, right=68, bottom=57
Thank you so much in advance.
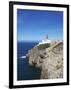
left=27, top=40, right=63, bottom=79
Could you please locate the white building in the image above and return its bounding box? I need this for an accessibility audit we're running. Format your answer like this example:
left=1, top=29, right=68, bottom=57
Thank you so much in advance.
left=38, top=36, right=51, bottom=45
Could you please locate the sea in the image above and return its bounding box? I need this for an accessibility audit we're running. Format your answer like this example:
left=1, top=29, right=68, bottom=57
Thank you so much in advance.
left=17, top=41, right=41, bottom=80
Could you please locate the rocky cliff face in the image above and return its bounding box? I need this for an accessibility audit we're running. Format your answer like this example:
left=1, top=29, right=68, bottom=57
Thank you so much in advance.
left=27, top=40, right=63, bottom=79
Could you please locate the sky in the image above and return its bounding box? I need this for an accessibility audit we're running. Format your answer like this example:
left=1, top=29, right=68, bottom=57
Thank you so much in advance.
left=17, top=9, right=63, bottom=42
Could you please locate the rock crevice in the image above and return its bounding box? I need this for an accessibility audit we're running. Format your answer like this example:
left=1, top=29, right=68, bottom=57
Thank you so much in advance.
left=27, top=40, right=63, bottom=79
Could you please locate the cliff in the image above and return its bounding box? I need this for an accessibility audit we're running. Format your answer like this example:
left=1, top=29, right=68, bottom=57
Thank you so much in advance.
left=27, top=40, right=63, bottom=79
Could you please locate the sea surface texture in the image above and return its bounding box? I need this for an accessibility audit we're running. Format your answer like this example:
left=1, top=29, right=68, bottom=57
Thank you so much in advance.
left=17, top=42, right=41, bottom=80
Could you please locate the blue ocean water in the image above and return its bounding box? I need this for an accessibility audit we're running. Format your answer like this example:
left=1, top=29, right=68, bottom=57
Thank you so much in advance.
left=17, top=42, right=41, bottom=80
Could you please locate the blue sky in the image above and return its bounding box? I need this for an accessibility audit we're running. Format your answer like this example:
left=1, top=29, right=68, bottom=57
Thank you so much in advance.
left=17, top=9, right=63, bottom=42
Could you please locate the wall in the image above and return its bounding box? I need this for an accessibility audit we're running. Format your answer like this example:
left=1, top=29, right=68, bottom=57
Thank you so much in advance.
left=0, top=0, right=70, bottom=90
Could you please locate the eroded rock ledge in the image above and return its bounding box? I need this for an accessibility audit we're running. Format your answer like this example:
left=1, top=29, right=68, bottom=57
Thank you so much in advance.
left=27, top=40, right=63, bottom=79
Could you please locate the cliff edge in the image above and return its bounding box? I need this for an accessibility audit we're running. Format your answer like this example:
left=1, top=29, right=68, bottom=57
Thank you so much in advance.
left=27, top=39, right=63, bottom=79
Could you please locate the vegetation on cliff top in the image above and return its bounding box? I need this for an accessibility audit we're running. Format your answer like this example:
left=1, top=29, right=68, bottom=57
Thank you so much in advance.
left=37, top=43, right=51, bottom=50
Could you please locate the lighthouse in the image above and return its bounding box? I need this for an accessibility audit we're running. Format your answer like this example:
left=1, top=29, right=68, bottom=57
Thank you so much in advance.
left=38, top=35, right=51, bottom=45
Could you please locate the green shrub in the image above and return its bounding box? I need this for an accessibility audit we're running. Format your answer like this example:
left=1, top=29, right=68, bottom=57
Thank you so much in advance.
left=38, top=43, right=50, bottom=50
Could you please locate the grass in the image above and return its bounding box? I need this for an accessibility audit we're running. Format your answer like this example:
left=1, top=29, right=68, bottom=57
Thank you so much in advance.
left=37, top=43, right=51, bottom=50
